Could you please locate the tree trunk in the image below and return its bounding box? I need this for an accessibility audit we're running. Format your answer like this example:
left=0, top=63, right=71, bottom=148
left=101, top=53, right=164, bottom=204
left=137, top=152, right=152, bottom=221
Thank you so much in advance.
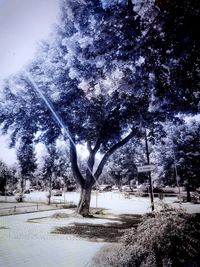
left=119, top=177, right=122, bottom=192
left=186, top=182, right=191, bottom=202
left=69, top=132, right=135, bottom=216
left=47, top=175, right=51, bottom=205
left=77, top=187, right=92, bottom=217
left=70, top=140, right=96, bottom=217
left=144, top=129, right=154, bottom=211
left=18, top=176, right=24, bottom=202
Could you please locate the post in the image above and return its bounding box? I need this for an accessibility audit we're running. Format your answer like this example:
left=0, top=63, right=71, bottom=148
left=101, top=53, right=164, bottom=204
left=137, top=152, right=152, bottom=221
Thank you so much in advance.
left=48, top=175, right=52, bottom=205
left=96, top=183, right=98, bottom=208
left=145, top=129, right=154, bottom=211
left=5, top=184, right=7, bottom=201
left=173, top=151, right=181, bottom=201
left=170, top=126, right=181, bottom=202
left=64, top=187, right=66, bottom=204
left=20, top=176, right=24, bottom=202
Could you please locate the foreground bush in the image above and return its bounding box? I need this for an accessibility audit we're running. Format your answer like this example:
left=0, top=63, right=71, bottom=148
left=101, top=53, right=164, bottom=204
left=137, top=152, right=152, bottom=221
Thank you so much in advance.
left=90, top=208, right=200, bottom=267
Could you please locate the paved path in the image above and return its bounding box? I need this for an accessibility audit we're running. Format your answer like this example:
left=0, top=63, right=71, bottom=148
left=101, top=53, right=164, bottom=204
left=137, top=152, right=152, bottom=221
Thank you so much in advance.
left=0, top=210, right=105, bottom=267
left=0, top=202, right=62, bottom=216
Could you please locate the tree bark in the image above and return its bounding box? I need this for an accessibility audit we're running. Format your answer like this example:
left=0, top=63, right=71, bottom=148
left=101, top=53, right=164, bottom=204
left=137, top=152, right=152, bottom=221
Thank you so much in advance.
left=70, top=140, right=95, bottom=216
left=145, top=129, right=154, bottom=211
left=186, top=182, right=191, bottom=202
left=48, top=175, right=52, bottom=205
left=94, top=131, right=135, bottom=180
left=69, top=132, right=135, bottom=216
left=77, top=187, right=92, bottom=216
left=77, top=145, right=96, bottom=216
left=69, top=140, right=85, bottom=188
left=18, top=176, right=25, bottom=202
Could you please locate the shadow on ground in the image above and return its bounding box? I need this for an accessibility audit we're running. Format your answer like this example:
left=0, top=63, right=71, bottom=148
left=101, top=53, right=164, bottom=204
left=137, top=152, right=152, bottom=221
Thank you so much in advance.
left=50, top=210, right=142, bottom=242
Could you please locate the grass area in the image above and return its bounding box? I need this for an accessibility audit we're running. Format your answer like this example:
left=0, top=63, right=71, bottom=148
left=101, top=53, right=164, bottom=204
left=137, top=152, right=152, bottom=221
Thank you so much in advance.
left=51, top=212, right=142, bottom=242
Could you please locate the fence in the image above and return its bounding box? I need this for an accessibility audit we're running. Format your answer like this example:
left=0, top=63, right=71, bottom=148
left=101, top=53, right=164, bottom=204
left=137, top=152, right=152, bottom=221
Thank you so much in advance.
left=0, top=203, right=61, bottom=216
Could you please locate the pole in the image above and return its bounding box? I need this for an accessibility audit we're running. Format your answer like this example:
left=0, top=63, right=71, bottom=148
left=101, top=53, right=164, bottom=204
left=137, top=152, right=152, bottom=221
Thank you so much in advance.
left=64, top=188, right=66, bottom=204
left=174, top=154, right=181, bottom=199
left=96, top=186, right=98, bottom=208
left=5, top=176, right=7, bottom=201
left=48, top=175, right=52, bottom=205
left=170, top=126, right=181, bottom=202
left=144, top=129, right=154, bottom=211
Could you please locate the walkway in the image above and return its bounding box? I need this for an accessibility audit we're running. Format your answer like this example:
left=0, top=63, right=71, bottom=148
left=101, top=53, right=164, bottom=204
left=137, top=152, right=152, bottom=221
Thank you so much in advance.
left=0, top=210, right=105, bottom=267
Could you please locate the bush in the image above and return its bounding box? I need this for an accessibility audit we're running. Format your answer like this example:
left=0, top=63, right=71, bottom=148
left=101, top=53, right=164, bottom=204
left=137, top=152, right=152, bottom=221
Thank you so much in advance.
left=90, top=207, right=200, bottom=267
left=15, top=193, right=25, bottom=202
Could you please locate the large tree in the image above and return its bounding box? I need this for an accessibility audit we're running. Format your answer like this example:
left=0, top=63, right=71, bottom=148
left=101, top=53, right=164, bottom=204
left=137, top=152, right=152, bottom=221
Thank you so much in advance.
left=0, top=0, right=199, bottom=215
left=155, top=120, right=200, bottom=201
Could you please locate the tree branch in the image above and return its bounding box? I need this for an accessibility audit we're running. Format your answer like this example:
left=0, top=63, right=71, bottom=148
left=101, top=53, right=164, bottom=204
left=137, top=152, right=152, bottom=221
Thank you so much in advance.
left=92, top=138, right=101, bottom=154
left=94, top=130, right=135, bottom=180
left=69, top=140, right=85, bottom=187
left=87, top=141, right=93, bottom=153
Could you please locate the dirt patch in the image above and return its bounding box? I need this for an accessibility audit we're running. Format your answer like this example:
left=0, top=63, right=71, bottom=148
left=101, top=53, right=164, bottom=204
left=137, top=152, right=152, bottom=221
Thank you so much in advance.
left=62, top=203, right=77, bottom=209
left=51, top=211, right=79, bottom=219
left=51, top=213, right=142, bottom=242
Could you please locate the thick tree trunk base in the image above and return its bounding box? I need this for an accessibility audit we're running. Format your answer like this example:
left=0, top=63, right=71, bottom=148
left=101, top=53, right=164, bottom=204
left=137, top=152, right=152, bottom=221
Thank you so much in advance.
left=77, top=188, right=91, bottom=217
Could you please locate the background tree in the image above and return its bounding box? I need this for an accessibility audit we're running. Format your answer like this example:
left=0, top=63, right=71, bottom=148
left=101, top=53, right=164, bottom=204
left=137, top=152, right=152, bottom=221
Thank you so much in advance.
left=0, top=160, right=10, bottom=194
left=175, top=121, right=200, bottom=201
left=0, top=160, right=18, bottom=196
left=104, top=138, right=144, bottom=190
left=155, top=120, right=200, bottom=201
left=42, top=143, right=61, bottom=204
left=16, top=134, right=37, bottom=201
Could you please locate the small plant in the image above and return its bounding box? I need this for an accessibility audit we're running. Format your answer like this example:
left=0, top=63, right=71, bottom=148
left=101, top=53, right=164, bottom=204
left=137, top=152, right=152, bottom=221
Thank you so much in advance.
left=15, top=193, right=25, bottom=202
left=62, top=202, right=77, bottom=209
left=90, top=207, right=200, bottom=267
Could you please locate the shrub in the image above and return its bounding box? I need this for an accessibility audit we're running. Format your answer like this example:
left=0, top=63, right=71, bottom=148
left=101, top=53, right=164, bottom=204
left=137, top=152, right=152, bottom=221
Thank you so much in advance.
left=15, top=193, right=25, bottom=202
left=90, top=207, right=200, bottom=267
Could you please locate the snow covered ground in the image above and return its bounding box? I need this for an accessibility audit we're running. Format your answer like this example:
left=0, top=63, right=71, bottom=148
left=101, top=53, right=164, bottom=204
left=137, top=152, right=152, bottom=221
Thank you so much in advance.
left=1, top=190, right=200, bottom=214
left=0, top=210, right=106, bottom=267
left=25, top=190, right=200, bottom=214
left=0, top=191, right=199, bottom=267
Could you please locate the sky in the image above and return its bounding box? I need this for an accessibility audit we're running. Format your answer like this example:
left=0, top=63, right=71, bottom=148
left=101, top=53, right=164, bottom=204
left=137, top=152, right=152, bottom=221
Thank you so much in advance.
left=0, top=0, right=60, bottom=164
left=0, top=0, right=59, bottom=83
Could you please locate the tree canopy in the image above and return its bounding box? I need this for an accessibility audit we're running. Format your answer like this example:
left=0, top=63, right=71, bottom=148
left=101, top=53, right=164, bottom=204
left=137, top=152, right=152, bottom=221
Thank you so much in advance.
left=0, top=0, right=199, bottom=215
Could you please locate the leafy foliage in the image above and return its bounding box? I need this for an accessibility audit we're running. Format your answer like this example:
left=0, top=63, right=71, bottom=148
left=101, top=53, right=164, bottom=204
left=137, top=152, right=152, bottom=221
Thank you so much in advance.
left=40, top=141, right=75, bottom=189
left=17, top=134, right=37, bottom=179
left=0, top=0, right=199, bottom=214
left=0, top=160, right=9, bottom=192
left=0, top=160, right=18, bottom=193
left=102, top=138, right=144, bottom=188
left=146, top=0, right=200, bottom=114
left=91, top=207, right=200, bottom=267
left=155, top=120, right=200, bottom=189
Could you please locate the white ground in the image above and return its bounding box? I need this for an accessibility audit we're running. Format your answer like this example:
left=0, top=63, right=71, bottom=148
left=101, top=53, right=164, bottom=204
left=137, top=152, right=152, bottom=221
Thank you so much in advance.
left=1, top=190, right=200, bottom=214
left=0, top=191, right=199, bottom=267
left=0, top=210, right=107, bottom=267
left=8, top=190, right=199, bottom=214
